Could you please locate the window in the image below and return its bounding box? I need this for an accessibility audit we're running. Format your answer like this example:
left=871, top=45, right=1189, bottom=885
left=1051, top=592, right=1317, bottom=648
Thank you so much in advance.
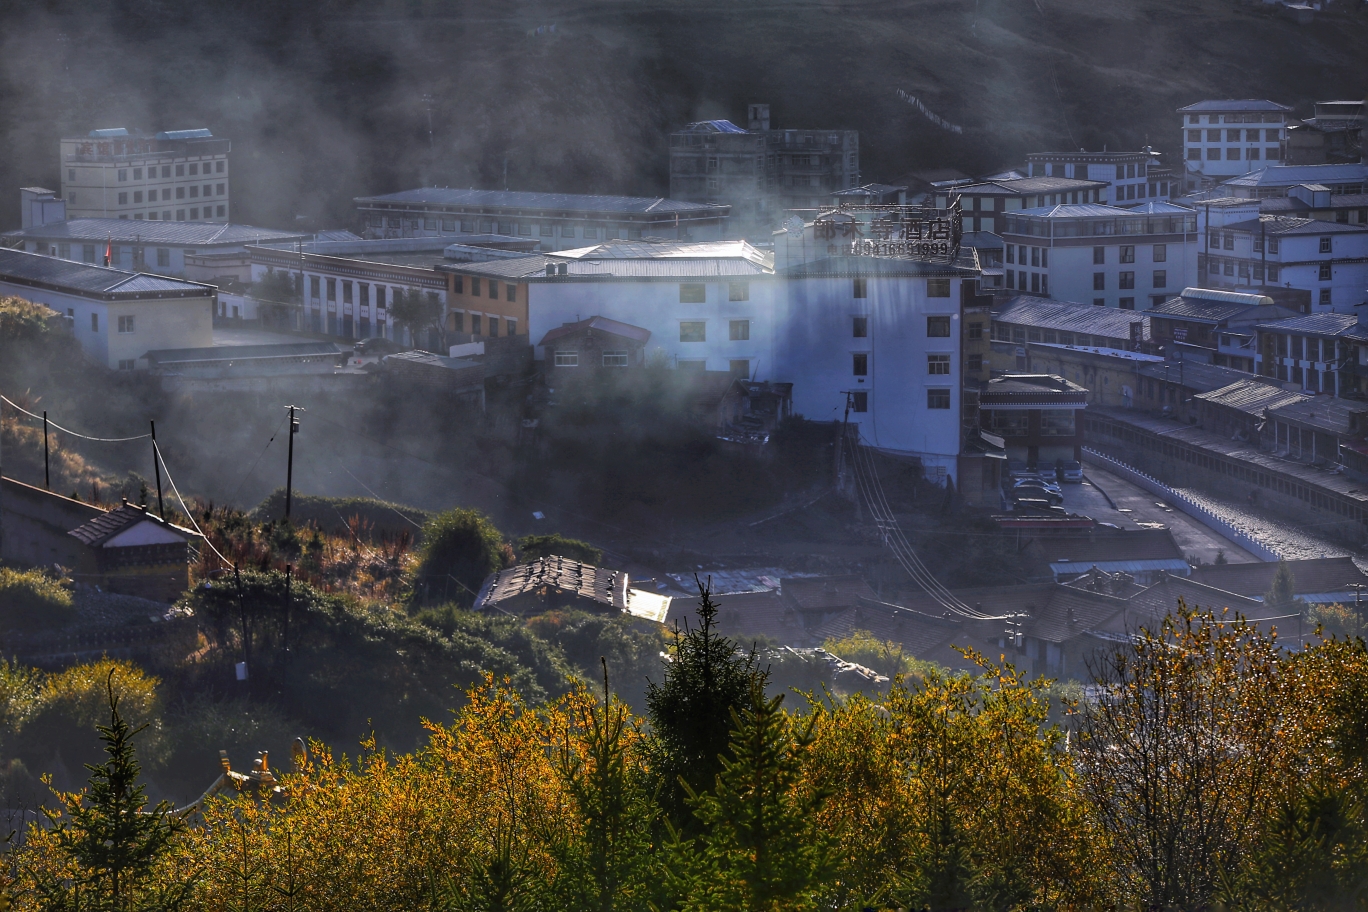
left=1119, top=271, right=1135, bottom=289
left=470, top=314, right=481, bottom=335
left=375, top=286, right=386, bottom=309
left=162, top=189, right=171, bottom=200
left=926, top=316, right=951, bottom=337
left=451, top=275, right=463, bottom=294
left=1187, top=149, right=1202, bottom=161
left=189, top=185, right=199, bottom=197
left=190, top=163, right=199, bottom=176
left=1093, top=246, right=1105, bottom=264
left=117, top=359, right=135, bottom=371
left=1189, top=114, right=1199, bottom=125
left=1269, top=238, right=1280, bottom=254
left=852, top=316, right=868, bottom=338
left=927, top=278, right=951, bottom=297
left=853, top=278, right=867, bottom=298
left=204, top=184, right=212, bottom=197
left=1093, top=272, right=1105, bottom=291
left=680, top=321, right=706, bottom=342
left=1320, top=263, right=1332, bottom=281
left=175, top=164, right=185, bottom=177
left=1153, top=243, right=1166, bottom=262
left=927, top=354, right=950, bottom=375
left=90, top=313, right=99, bottom=332
left=1040, top=409, right=1075, bottom=436
left=1267, top=147, right=1282, bottom=161
left=968, top=353, right=983, bottom=372
left=1226, top=148, right=1241, bottom=160
left=967, top=321, right=983, bottom=340
left=1187, top=129, right=1201, bottom=142
left=176, top=210, right=185, bottom=221
left=506, top=283, right=517, bottom=302
left=851, top=391, right=868, bottom=413
left=679, top=283, right=706, bottom=303
left=189, top=208, right=198, bottom=219
left=117, top=315, right=135, bottom=334
left=360, top=283, right=370, bottom=307
left=1153, top=270, right=1167, bottom=288
left=729, top=320, right=750, bottom=341
left=539, top=224, right=554, bottom=237
left=1115, top=164, right=1125, bottom=180
left=216, top=160, right=225, bottom=173
left=1320, top=289, right=1333, bottom=306
left=117, top=192, right=128, bottom=205
left=156, top=248, right=170, bottom=268
left=471, top=277, right=481, bottom=296
left=927, top=389, right=951, bottom=409
left=1320, top=237, right=1332, bottom=253
left=555, top=350, right=579, bottom=367
left=176, top=186, right=185, bottom=199
left=561, top=226, right=576, bottom=238
left=728, top=359, right=750, bottom=377
left=583, top=227, right=600, bottom=239
left=602, top=350, right=628, bottom=367
left=506, top=319, right=517, bottom=336
left=1093, top=298, right=1105, bottom=307
left=343, top=282, right=353, bottom=305
left=216, top=205, right=225, bottom=218
left=1119, top=297, right=1135, bottom=310
left=82, top=244, right=96, bottom=263
left=728, top=282, right=749, bottom=301
left=488, top=317, right=500, bottom=337
left=1030, top=247, right=1040, bottom=267
left=1207, top=148, right=1221, bottom=160
left=1120, top=245, right=1135, bottom=264
left=852, top=353, right=868, bottom=376
left=677, top=360, right=706, bottom=371
left=133, top=191, right=143, bottom=203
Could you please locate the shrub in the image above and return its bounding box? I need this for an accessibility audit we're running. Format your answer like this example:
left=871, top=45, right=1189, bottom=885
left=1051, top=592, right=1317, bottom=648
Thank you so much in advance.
left=410, top=508, right=508, bottom=606
left=525, top=609, right=666, bottom=710
left=0, top=567, right=76, bottom=632
left=516, top=533, right=603, bottom=566
left=823, top=629, right=938, bottom=683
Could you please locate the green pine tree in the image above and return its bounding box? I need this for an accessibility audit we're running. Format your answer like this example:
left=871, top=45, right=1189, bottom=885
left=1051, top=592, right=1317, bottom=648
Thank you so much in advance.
left=683, top=682, right=833, bottom=912
left=47, top=671, right=181, bottom=912
left=1264, top=561, right=1302, bottom=614
left=645, top=580, right=764, bottom=831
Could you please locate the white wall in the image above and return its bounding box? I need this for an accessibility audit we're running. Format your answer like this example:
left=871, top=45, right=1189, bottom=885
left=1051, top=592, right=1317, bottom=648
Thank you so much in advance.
left=1002, top=238, right=1198, bottom=309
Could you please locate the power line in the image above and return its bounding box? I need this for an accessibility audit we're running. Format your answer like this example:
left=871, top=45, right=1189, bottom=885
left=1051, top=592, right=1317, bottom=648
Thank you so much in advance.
left=1, top=395, right=150, bottom=443
left=154, top=442, right=232, bottom=568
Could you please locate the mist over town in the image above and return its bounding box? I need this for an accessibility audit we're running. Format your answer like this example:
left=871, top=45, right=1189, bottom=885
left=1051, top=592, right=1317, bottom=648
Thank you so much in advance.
left=0, top=0, right=1367, bottom=908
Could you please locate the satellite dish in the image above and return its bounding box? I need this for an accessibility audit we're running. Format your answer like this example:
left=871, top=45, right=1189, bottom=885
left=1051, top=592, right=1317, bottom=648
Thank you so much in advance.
left=784, top=216, right=805, bottom=236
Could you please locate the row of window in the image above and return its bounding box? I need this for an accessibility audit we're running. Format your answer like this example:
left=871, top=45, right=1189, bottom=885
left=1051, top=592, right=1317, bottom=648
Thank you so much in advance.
left=1028, top=163, right=1146, bottom=180
left=1186, top=113, right=1284, bottom=125
left=554, top=350, right=632, bottom=367
left=993, top=324, right=1131, bottom=347
left=1187, top=147, right=1282, bottom=161
left=111, top=161, right=226, bottom=181
left=451, top=276, right=519, bottom=302
left=845, top=389, right=952, bottom=414
left=451, top=313, right=516, bottom=336
left=124, top=206, right=225, bottom=221
left=52, top=244, right=175, bottom=268
left=1203, top=256, right=1284, bottom=282
left=1090, top=270, right=1166, bottom=290
left=1187, top=129, right=1281, bottom=143
left=117, top=184, right=225, bottom=205
left=676, top=320, right=751, bottom=342
left=1209, top=230, right=1281, bottom=253
left=372, top=216, right=645, bottom=241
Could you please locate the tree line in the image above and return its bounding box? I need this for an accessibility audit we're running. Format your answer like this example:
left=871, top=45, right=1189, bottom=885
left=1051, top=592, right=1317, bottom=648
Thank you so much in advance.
left=6, top=592, right=1368, bottom=911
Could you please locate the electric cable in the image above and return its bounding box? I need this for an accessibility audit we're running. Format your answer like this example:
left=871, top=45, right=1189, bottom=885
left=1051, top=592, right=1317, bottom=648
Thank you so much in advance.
left=154, top=442, right=232, bottom=567
left=1, top=395, right=151, bottom=442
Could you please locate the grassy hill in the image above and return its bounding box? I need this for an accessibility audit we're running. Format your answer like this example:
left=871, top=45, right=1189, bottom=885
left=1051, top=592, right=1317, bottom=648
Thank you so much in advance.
left=0, top=0, right=1362, bottom=231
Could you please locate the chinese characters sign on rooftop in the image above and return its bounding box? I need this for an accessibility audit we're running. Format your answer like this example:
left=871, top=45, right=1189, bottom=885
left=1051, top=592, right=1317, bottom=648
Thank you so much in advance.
left=812, top=197, right=963, bottom=262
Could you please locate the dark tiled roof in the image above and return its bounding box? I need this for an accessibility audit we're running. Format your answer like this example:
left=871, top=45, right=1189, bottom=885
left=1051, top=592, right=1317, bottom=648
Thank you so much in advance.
left=67, top=503, right=196, bottom=547
left=2, top=218, right=306, bottom=247
left=539, top=316, right=651, bottom=347
left=0, top=248, right=211, bottom=299
left=354, top=188, right=728, bottom=216
left=1135, top=361, right=1254, bottom=394
left=994, top=296, right=1149, bottom=340
left=1147, top=297, right=1260, bottom=323
left=1188, top=558, right=1368, bottom=599
left=1177, top=99, right=1292, bottom=113
left=475, top=557, right=628, bottom=611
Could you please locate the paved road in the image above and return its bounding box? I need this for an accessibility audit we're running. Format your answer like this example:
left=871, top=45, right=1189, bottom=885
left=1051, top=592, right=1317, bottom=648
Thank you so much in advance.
left=1053, top=464, right=1260, bottom=566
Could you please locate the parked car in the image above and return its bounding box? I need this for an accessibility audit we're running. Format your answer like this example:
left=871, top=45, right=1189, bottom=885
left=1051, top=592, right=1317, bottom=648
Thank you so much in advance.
left=1056, top=459, right=1084, bottom=483
left=1013, top=477, right=1062, bottom=497
left=1006, top=459, right=1035, bottom=482
left=1010, top=485, right=1063, bottom=506
left=354, top=337, right=408, bottom=356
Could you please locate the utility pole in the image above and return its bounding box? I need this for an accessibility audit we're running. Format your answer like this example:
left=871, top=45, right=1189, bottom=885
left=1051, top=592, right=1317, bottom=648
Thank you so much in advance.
left=42, top=411, right=50, bottom=490
left=149, top=420, right=165, bottom=519
left=283, top=405, right=303, bottom=521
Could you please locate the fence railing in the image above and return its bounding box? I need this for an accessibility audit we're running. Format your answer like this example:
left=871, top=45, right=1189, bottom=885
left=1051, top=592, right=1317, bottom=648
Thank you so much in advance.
left=1082, top=447, right=1281, bottom=563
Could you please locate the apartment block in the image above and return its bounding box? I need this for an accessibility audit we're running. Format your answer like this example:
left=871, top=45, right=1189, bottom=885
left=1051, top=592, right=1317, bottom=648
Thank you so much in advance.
left=60, top=128, right=230, bottom=222
left=1177, top=99, right=1292, bottom=191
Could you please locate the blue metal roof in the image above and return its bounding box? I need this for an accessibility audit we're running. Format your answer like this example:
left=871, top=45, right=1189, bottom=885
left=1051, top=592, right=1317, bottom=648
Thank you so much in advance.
left=2, top=218, right=307, bottom=247
left=0, top=247, right=211, bottom=299
left=354, top=188, right=729, bottom=216
left=88, top=128, right=131, bottom=138
left=155, top=129, right=214, bottom=140
left=1014, top=203, right=1133, bottom=218
left=1222, top=163, right=1368, bottom=188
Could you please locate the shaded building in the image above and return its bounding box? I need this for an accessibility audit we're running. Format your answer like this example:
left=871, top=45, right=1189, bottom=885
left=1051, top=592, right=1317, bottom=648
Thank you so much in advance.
left=59, top=127, right=231, bottom=222
left=979, top=374, right=1087, bottom=466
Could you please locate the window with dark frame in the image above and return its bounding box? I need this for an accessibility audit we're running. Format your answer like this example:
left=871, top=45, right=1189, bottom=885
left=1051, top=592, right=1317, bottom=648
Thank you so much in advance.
left=680, top=321, right=706, bottom=342
left=853, top=278, right=867, bottom=298
left=729, top=320, right=750, bottom=341
left=926, top=315, right=951, bottom=337
left=852, top=353, right=868, bottom=376
left=927, top=354, right=950, bottom=375
left=852, top=316, right=868, bottom=338
left=927, top=389, right=951, bottom=409
left=851, top=391, right=868, bottom=413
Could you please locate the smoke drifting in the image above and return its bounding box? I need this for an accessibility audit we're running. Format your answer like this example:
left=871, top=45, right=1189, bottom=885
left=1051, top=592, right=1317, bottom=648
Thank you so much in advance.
left=0, top=0, right=1363, bottom=234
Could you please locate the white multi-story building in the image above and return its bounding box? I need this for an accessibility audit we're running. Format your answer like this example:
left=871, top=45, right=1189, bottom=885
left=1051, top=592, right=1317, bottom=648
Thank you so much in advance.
left=1199, top=215, right=1368, bottom=312
left=1177, top=100, right=1292, bottom=191
left=1024, top=150, right=1173, bottom=207
left=59, top=128, right=231, bottom=222
left=444, top=224, right=979, bottom=481
left=999, top=201, right=1199, bottom=310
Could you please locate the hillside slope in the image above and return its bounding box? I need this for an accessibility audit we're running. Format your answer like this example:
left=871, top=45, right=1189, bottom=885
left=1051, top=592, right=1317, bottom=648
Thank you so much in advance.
left=0, top=0, right=1362, bottom=231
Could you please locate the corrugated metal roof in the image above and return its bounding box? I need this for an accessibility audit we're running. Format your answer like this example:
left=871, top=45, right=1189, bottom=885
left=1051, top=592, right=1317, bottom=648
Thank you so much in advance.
left=1177, top=99, right=1293, bottom=113
left=539, top=316, right=651, bottom=347
left=3, top=218, right=306, bottom=246
left=1195, top=379, right=1309, bottom=415
left=1014, top=203, right=1133, bottom=218
left=1124, top=201, right=1195, bottom=215
left=0, top=247, right=210, bottom=297
left=1147, top=297, right=1261, bottom=323
left=1222, top=163, right=1368, bottom=188
left=1135, top=360, right=1253, bottom=394
left=954, top=176, right=1108, bottom=195
left=1267, top=396, right=1368, bottom=435
left=1253, top=313, right=1363, bottom=337
left=475, top=557, right=628, bottom=612
left=994, top=295, right=1150, bottom=339
left=354, top=187, right=729, bottom=216
left=1177, top=287, right=1273, bottom=308
left=1224, top=215, right=1368, bottom=236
